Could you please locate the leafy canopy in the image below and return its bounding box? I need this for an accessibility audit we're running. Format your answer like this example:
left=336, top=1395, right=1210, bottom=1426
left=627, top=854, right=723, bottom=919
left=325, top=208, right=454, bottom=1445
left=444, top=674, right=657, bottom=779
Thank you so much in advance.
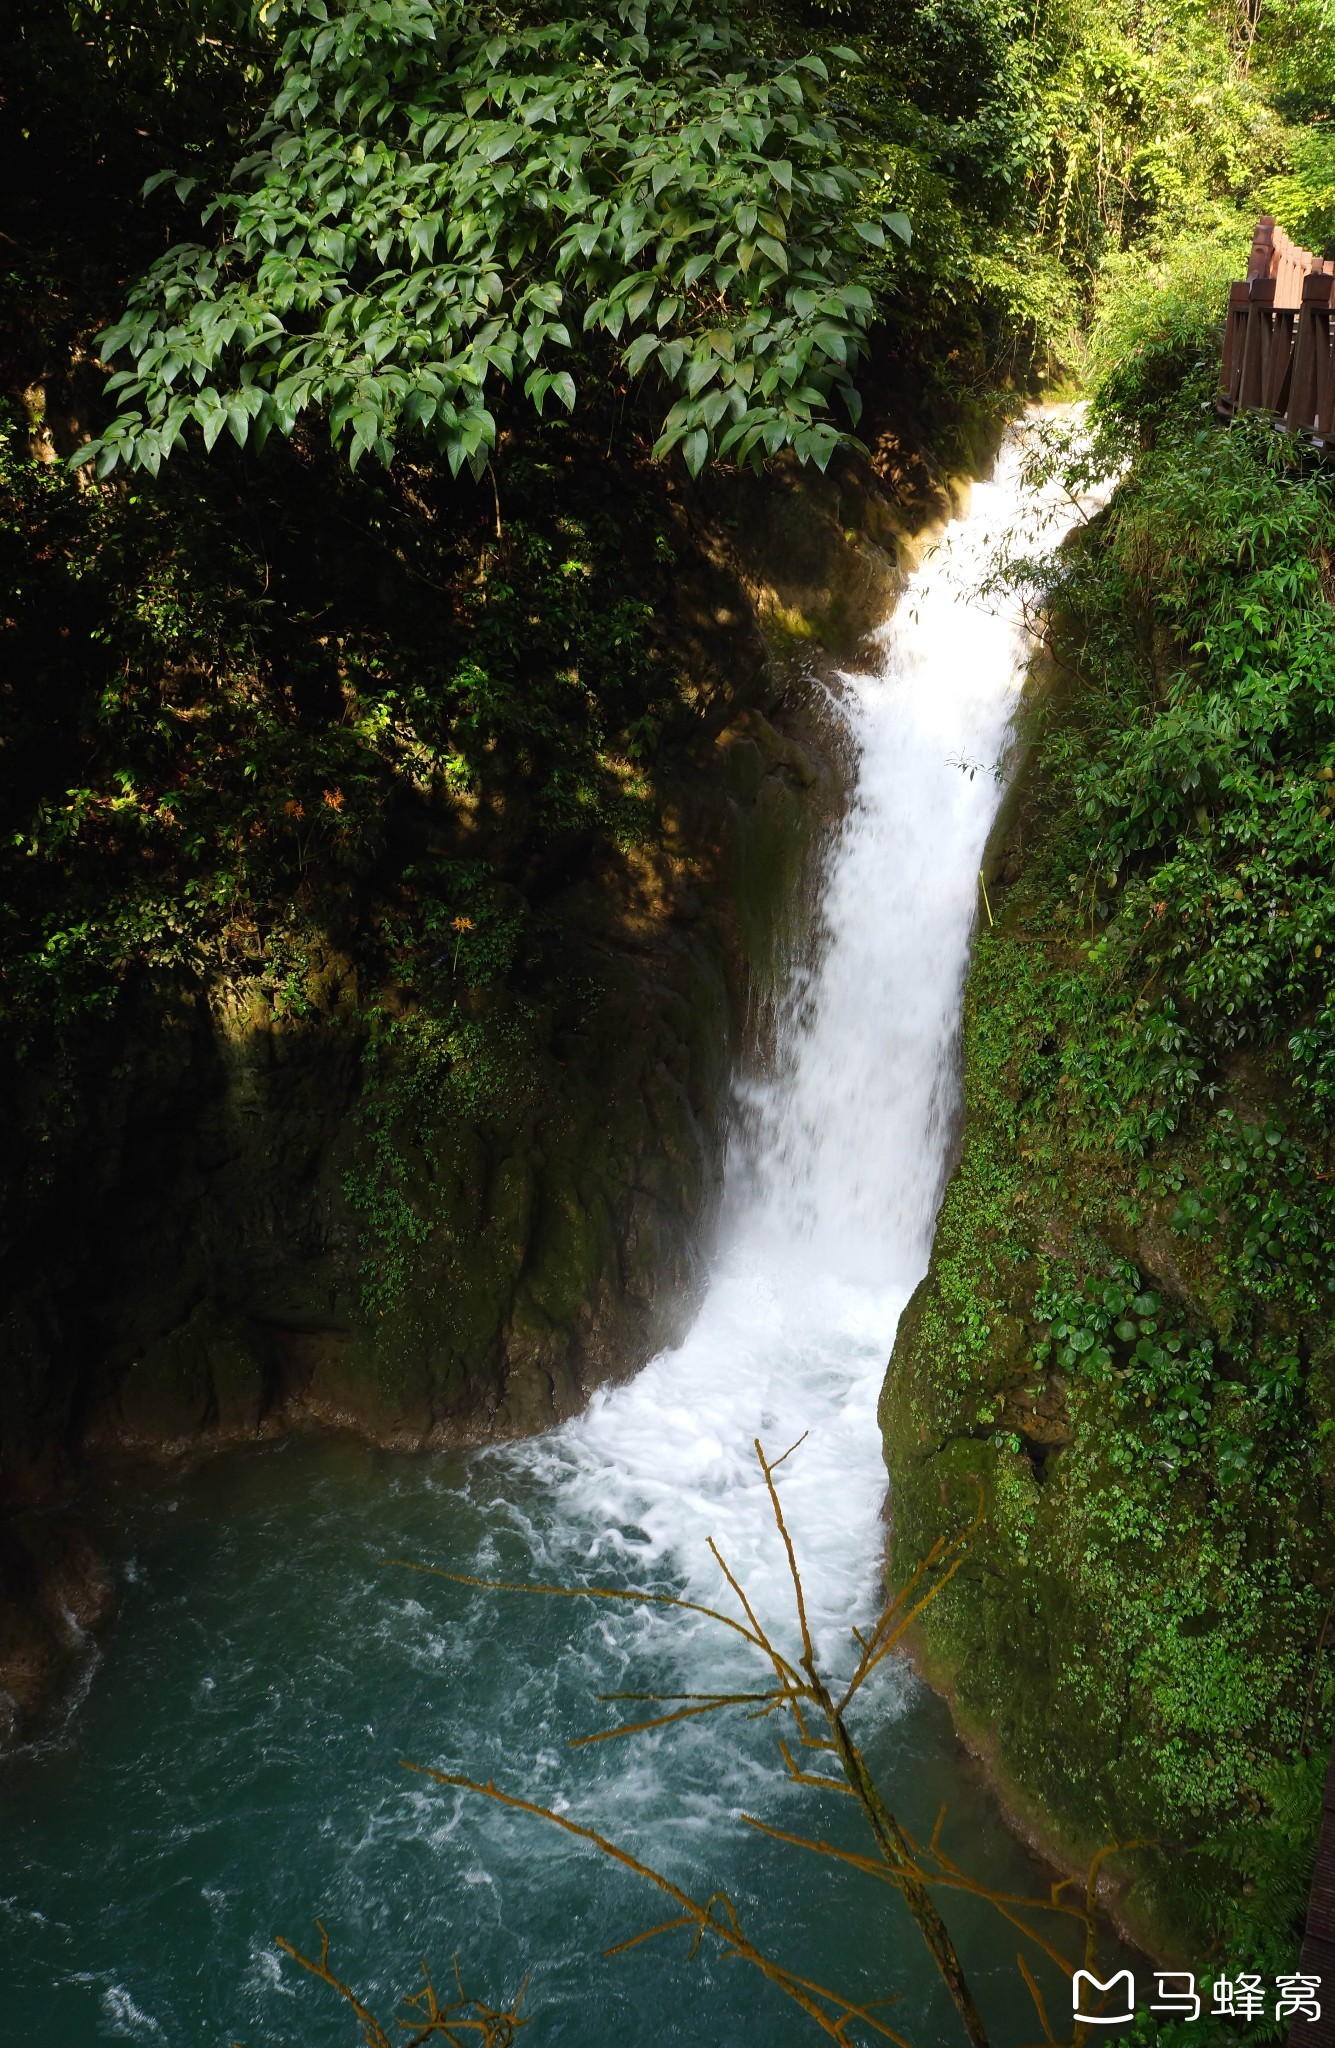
left=83, top=0, right=909, bottom=482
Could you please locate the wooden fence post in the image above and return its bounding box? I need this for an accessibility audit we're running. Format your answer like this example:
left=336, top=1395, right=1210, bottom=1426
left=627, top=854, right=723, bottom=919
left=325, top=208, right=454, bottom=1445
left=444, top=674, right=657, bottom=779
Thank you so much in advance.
left=1219, top=282, right=1252, bottom=415
left=1285, top=273, right=1335, bottom=437
left=1238, top=276, right=1276, bottom=414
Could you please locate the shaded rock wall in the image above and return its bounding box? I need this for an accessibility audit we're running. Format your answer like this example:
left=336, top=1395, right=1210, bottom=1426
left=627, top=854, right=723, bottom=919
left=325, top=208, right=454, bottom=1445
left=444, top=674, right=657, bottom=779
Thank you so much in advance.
left=2, top=682, right=826, bottom=1485
left=0, top=436, right=996, bottom=1736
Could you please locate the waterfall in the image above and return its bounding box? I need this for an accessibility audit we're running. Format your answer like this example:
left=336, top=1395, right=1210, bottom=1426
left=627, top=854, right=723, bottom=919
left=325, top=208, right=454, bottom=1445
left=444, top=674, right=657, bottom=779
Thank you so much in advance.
left=507, top=416, right=1085, bottom=1665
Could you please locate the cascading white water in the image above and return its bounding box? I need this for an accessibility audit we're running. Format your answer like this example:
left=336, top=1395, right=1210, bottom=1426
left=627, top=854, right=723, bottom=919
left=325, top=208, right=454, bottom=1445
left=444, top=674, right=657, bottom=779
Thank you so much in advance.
left=508, top=416, right=1091, bottom=1670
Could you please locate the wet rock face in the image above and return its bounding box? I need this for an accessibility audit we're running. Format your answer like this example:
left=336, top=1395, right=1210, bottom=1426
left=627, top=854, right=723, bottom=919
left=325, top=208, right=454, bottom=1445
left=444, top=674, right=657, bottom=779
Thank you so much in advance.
left=1, top=700, right=834, bottom=1487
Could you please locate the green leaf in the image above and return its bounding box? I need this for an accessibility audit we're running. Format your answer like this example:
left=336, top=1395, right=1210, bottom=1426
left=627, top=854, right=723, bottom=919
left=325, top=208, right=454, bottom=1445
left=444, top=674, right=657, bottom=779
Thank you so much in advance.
left=624, top=333, right=660, bottom=374
left=197, top=395, right=227, bottom=453
left=681, top=428, right=708, bottom=476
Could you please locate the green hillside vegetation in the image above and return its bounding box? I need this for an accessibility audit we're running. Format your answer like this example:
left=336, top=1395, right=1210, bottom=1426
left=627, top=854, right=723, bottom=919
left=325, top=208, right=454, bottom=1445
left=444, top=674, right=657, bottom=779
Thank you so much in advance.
left=8, top=0, right=1335, bottom=1074
left=883, top=238, right=1335, bottom=1986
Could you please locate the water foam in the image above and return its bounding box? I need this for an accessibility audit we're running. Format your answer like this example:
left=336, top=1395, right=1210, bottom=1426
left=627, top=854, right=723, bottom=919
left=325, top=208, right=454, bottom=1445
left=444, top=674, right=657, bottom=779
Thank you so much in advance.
left=501, top=418, right=1094, bottom=1681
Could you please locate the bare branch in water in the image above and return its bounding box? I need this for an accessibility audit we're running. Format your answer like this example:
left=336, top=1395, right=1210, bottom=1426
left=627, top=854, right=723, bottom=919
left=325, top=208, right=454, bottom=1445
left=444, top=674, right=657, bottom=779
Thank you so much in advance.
left=401, top=1762, right=915, bottom=2047
left=298, top=1438, right=1146, bottom=2048
left=274, top=1925, right=529, bottom=2047
left=385, top=1556, right=802, bottom=1683
left=570, top=1690, right=789, bottom=1746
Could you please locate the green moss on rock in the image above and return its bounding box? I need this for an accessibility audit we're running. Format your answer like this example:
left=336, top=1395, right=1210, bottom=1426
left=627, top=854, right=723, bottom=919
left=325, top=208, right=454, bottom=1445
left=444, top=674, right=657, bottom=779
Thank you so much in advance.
left=882, top=716, right=1334, bottom=1967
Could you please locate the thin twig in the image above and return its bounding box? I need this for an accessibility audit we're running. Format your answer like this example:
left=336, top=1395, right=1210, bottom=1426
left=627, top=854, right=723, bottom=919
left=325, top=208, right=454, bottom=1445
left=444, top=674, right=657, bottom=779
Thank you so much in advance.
left=571, top=1691, right=790, bottom=1747
left=402, top=1764, right=913, bottom=2046
left=386, top=1559, right=789, bottom=1671
left=1018, top=1952, right=1059, bottom=2047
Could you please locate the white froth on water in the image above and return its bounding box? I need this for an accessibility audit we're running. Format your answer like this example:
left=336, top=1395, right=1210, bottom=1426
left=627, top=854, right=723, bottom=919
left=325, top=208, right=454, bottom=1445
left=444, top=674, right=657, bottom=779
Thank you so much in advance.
left=505, top=418, right=1096, bottom=1678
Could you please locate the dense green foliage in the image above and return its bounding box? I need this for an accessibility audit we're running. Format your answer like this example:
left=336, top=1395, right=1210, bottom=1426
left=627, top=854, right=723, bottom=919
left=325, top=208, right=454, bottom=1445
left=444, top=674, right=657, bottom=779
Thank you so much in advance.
left=887, top=915, right=1330, bottom=1958
left=818, top=0, right=1335, bottom=382
left=0, top=0, right=966, bottom=1073
left=1031, top=374, right=1335, bottom=1327
left=84, top=0, right=909, bottom=480
left=64, top=0, right=1335, bottom=488
left=0, top=400, right=686, bottom=1052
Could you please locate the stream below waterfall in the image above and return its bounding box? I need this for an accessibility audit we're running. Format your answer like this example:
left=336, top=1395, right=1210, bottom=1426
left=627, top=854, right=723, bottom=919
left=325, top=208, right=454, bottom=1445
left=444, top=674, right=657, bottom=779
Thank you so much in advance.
left=0, top=420, right=1131, bottom=2047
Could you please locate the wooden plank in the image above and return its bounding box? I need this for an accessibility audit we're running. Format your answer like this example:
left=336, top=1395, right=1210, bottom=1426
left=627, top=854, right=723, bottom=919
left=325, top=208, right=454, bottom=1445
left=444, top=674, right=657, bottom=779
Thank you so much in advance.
left=1240, top=281, right=1276, bottom=412
left=1288, top=275, right=1335, bottom=435
left=1264, top=307, right=1299, bottom=413
left=1219, top=283, right=1253, bottom=414
left=1315, top=301, right=1335, bottom=440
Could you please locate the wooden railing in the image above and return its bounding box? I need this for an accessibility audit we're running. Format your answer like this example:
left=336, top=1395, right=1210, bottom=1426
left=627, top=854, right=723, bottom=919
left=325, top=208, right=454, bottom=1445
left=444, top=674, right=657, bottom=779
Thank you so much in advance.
left=1218, top=217, right=1335, bottom=439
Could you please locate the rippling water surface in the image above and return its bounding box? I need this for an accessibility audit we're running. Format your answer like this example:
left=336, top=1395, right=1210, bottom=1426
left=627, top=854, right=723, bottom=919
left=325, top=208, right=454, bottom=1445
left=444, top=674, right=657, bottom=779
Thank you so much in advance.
left=1, top=422, right=1123, bottom=2046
